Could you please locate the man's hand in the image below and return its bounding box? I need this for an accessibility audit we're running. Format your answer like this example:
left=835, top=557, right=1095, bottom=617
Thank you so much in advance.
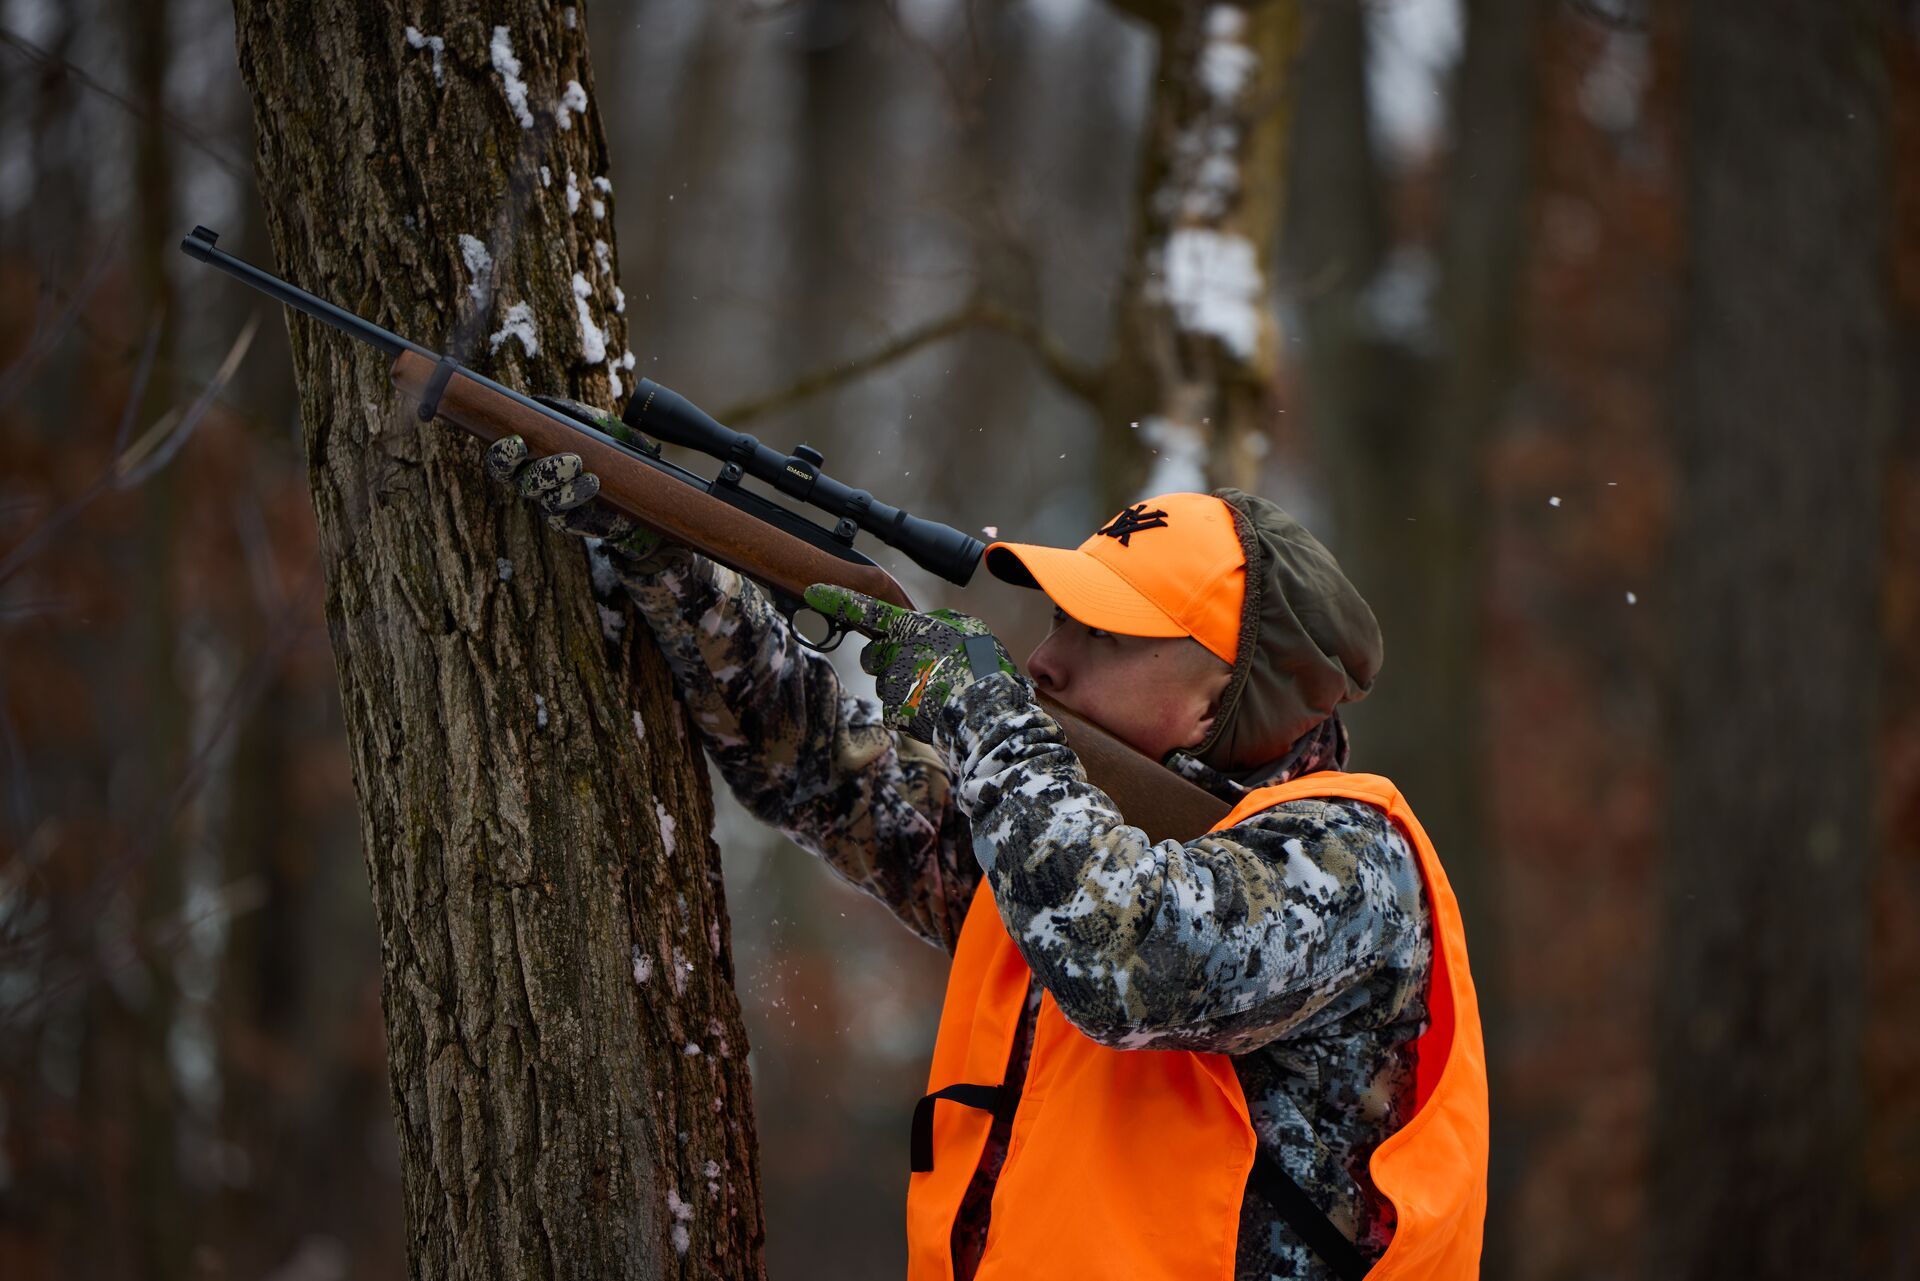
left=485, top=434, right=666, bottom=565
left=802, top=585, right=1021, bottom=747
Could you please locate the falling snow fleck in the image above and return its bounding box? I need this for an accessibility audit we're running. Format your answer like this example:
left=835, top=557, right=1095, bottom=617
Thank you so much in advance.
left=1549, top=496, right=1562, bottom=507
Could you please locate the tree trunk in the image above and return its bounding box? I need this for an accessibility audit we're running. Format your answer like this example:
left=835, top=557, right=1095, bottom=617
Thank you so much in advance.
left=1283, top=4, right=1540, bottom=1269
left=1650, top=3, right=1891, bottom=1276
left=122, top=0, right=191, bottom=1270
left=229, top=3, right=766, bottom=1275
left=1101, top=0, right=1300, bottom=511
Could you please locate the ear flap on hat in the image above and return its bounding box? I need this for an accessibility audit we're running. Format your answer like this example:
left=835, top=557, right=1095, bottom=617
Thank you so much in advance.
left=1190, top=488, right=1383, bottom=773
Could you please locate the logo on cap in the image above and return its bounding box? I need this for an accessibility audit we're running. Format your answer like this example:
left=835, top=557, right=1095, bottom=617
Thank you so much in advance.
left=1096, top=503, right=1169, bottom=547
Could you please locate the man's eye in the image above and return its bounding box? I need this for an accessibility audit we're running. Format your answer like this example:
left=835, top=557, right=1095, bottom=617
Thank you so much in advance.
left=1052, top=605, right=1109, bottom=639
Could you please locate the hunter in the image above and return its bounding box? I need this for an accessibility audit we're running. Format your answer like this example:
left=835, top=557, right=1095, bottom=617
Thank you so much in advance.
left=485, top=435, right=1488, bottom=1281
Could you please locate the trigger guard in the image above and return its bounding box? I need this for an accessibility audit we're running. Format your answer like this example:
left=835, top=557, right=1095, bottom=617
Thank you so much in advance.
left=796, top=619, right=847, bottom=654
left=778, top=596, right=845, bottom=654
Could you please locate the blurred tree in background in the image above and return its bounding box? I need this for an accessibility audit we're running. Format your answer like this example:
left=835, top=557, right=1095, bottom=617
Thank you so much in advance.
left=0, top=1, right=1915, bottom=1279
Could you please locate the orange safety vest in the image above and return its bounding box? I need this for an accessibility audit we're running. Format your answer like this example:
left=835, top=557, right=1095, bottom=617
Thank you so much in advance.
left=904, top=771, right=1488, bottom=1280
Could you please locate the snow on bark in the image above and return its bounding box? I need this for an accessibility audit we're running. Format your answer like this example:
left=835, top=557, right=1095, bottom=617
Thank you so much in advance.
left=666, top=1189, right=693, bottom=1255
left=403, top=26, right=445, bottom=86
left=1136, top=416, right=1210, bottom=499
left=655, top=800, right=677, bottom=855
left=486, top=301, right=539, bottom=357
left=488, top=27, right=534, bottom=129
left=457, top=234, right=491, bottom=303
left=1161, top=228, right=1262, bottom=359
left=555, top=79, right=588, bottom=131
left=571, top=272, right=607, bottom=364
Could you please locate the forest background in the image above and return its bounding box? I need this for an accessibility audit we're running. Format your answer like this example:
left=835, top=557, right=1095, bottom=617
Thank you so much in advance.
left=1, top=0, right=1917, bottom=1278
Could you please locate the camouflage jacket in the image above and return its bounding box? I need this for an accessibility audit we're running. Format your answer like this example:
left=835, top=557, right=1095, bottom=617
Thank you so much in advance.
left=615, top=543, right=1434, bottom=1281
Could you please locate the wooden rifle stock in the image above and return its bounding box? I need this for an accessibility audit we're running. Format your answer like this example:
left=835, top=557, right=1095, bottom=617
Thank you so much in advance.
left=391, top=351, right=1232, bottom=844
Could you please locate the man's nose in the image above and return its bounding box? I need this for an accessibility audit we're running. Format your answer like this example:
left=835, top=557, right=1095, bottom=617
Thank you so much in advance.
left=1026, top=633, right=1064, bottom=692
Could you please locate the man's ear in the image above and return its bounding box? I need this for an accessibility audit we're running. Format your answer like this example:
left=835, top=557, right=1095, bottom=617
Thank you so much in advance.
left=1179, top=707, right=1219, bottom=751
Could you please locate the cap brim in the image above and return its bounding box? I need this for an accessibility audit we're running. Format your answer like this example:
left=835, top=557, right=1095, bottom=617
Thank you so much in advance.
left=984, top=541, right=1188, bottom=638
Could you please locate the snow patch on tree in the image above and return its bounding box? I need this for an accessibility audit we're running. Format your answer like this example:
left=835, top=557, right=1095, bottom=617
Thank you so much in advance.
left=496, top=557, right=513, bottom=582
left=554, top=79, right=588, bottom=131
left=457, top=234, right=491, bottom=303
left=535, top=694, right=549, bottom=729
left=565, top=167, right=581, bottom=214
left=665, top=1188, right=693, bottom=1255
left=1198, top=6, right=1255, bottom=102
left=487, top=302, right=539, bottom=357
left=572, top=273, right=607, bottom=364
left=1161, top=228, right=1262, bottom=359
left=655, top=800, right=676, bottom=855
left=539, top=164, right=552, bottom=188
left=1135, top=416, right=1209, bottom=498
left=403, top=27, right=445, bottom=87
left=489, top=27, right=534, bottom=129
left=1580, top=30, right=1649, bottom=134
left=1360, top=244, right=1435, bottom=342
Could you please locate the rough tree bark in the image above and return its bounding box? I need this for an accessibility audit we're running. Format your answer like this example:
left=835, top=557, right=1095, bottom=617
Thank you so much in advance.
left=1097, top=0, right=1299, bottom=510
left=230, top=3, right=766, bottom=1276
left=1650, top=3, right=1891, bottom=1276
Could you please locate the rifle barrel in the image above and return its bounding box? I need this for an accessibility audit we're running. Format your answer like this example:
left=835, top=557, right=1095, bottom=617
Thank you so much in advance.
left=178, top=225, right=653, bottom=466
left=180, top=225, right=427, bottom=362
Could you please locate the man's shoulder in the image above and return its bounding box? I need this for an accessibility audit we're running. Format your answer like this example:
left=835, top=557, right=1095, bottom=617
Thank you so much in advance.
left=1223, top=794, right=1429, bottom=922
left=1226, top=792, right=1405, bottom=850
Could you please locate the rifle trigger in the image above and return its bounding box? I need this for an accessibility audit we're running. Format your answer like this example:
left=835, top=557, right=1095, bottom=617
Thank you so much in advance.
left=417, top=354, right=461, bottom=422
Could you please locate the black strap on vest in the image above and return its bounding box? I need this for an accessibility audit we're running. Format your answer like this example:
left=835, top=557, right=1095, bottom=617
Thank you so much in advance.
left=910, top=1085, right=1368, bottom=1280
left=910, top=1083, right=1007, bottom=1173
left=1247, top=1148, right=1370, bottom=1281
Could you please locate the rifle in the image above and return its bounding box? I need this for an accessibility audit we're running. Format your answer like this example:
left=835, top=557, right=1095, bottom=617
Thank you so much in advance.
left=180, top=225, right=1231, bottom=843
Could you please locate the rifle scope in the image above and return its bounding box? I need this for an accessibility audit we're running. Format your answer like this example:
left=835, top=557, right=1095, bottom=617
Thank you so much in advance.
left=623, top=379, right=983, bottom=588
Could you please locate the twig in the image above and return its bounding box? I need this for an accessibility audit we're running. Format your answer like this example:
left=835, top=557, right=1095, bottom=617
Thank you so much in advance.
left=0, top=27, right=253, bottom=179
left=714, top=297, right=1104, bottom=426
left=0, top=240, right=122, bottom=411
left=116, top=312, right=261, bottom=487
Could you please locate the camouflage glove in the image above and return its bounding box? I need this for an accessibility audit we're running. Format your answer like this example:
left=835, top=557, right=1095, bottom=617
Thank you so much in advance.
left=802, top=584, right=1023, bottom=748
left=484, top=432, right=667, bottom=567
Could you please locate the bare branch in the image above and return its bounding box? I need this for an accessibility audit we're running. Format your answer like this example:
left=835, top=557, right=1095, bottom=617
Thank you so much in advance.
left=0, top=241, right=122, bottom=411
left=715, top=298, right=1105, bottom=427
left=116, top=312, right=261, bottom=487
left=967, top=300, right=1109, bottom=409
left=0, top=26, right=253, bottom=179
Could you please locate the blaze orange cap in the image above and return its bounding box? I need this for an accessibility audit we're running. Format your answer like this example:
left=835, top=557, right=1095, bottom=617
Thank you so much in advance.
left=983, top=493, right=1247, bottom=666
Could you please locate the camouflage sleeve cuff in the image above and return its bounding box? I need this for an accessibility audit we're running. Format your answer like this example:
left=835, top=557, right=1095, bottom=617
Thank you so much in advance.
left=614, top=544, right=980, bottom=952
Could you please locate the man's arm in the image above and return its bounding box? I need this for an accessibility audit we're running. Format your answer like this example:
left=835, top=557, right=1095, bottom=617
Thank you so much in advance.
left=937, top=672, right=1430, bottom=1052
left=617, top=543, right=981, bottom=954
